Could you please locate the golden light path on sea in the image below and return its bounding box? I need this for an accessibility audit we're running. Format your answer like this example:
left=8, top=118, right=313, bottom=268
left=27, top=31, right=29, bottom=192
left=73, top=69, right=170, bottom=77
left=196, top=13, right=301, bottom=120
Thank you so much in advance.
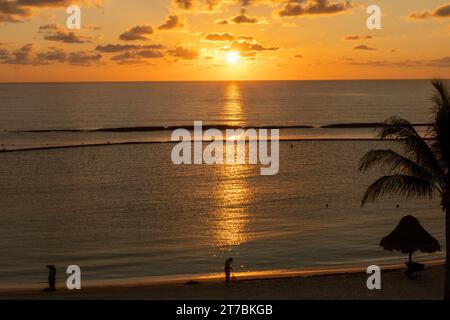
left=222, top=82, right=245, bottom=127
left=212, top=82, right=253, bottom=248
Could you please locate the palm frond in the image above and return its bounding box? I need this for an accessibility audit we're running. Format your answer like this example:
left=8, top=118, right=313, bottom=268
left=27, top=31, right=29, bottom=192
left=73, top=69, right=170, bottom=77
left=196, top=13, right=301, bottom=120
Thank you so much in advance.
left=429, top=79, right=450, bottom=173
left=360, top=80, right=450, bottom=207
left=361, top=175, right=434, bottom=206
left=375, top=116, right=445, bottom=189
left=359, top=149, right=439, bottom=189
left=431, top=79, right=450, bottom=109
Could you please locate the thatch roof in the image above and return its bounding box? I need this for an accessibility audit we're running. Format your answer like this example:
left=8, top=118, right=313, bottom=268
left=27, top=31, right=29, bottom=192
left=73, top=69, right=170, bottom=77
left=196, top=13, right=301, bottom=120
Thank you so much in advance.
left=380, top=215, right=441, bottom=254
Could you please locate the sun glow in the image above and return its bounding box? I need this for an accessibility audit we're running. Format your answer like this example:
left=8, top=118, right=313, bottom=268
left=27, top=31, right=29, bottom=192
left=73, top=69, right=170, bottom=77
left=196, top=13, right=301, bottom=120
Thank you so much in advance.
left=227, top=52, right=240, bottom=65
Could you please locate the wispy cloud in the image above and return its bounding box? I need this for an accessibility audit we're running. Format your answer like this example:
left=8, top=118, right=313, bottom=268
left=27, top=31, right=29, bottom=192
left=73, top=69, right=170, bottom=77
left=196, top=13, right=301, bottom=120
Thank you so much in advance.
left=0, top=43, right=34, bottom=64
left=96, top=44, right=164, bottom=53
left=344, top=35, right=373, bottom=41
left=215, top=9, right=264, bottom=24
left=119, top=25, right=154, bottom=41
left=0, top=0, right=102, bottom=23
left=278, top=0, right=353, bottom=18
left=110, top=50, right=164, bottom=65
left=39, top=24, right=95, bottom=44
left=203, top=32, right=253, bottom=42
left=173, top=0, right=224, bottom=12
left=353, top=45, right=378, bottom=51
left=168, top=46, right=199, bottom=59
left=346, top=57, right=450, bottom=68
left=408, top=3, right=450, bottom=20
left=158, top=15, right=185, bottom=30
left=219, top=39, right=279, bottom=59
left=0, top=43, right=103, bottom=66
left=67, top=51, right=102, bottom=66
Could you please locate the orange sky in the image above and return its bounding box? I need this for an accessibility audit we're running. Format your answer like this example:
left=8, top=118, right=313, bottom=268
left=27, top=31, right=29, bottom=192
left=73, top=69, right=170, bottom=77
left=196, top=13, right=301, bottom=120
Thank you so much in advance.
left=0, top=0, right=449, bottom=82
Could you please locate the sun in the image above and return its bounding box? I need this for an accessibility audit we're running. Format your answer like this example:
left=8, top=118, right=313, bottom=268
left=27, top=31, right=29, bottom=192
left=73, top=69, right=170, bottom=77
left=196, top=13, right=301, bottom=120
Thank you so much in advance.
left=227, top=51, right=240, bottom=65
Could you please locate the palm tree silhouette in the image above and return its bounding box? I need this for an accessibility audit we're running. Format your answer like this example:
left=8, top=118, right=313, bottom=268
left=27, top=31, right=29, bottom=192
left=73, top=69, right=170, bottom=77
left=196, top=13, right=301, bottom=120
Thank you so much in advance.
left=359, top=79, right=450, bottom=299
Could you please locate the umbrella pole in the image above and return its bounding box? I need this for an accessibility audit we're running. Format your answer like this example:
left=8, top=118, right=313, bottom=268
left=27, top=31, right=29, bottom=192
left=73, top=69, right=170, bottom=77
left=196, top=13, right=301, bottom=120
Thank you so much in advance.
left=409, top=252, right=412, bottom=264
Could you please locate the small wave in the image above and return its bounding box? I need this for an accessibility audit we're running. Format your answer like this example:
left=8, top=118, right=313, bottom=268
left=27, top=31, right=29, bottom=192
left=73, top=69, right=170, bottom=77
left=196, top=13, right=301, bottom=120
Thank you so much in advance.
left=0, top=141, right=165, bottom=153
left=0, top=137, right=433, bottom=153
left=322, top=122, right=432, bottom=129
left=7, top=122, right=432, bottom=133
left=4, top=122, right=431, bottom=133
left=10, top=124, right=315, bottom=134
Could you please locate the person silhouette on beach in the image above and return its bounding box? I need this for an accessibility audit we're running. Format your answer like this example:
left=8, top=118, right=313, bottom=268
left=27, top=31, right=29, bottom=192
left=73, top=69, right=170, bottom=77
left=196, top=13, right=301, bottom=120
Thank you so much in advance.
left=44, top=265, right=56, bottom=292
left=225, top=258, right=233, bottom=283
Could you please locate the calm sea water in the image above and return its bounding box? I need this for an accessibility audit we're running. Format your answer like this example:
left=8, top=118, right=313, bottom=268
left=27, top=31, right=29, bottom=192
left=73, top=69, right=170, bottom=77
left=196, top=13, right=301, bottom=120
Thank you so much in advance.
left=0, top=80, right=446, bottom=287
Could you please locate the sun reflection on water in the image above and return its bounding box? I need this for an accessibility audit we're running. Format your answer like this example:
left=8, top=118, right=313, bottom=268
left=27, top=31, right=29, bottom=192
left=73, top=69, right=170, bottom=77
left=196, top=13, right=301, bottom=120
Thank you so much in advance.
left=212, top=82, right=252, bottom=248
left=223, top=82, right=245, bottom=126
left=212, top=164, right=253, bottom=248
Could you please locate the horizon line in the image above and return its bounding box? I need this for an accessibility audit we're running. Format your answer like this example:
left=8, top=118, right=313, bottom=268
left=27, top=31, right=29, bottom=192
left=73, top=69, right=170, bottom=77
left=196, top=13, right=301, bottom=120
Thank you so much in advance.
left=1, top=78, right=449, bottom=84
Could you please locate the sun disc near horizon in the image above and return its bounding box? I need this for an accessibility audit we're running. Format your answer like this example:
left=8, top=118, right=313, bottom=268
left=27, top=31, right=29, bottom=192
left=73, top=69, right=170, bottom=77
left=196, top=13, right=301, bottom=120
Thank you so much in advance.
left=227, top=52, right=240, bottom=65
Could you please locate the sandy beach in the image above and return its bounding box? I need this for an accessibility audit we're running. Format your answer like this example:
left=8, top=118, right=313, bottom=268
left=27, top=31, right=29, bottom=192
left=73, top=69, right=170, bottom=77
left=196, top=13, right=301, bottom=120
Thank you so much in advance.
left=0, top=263, right=445, bottom=300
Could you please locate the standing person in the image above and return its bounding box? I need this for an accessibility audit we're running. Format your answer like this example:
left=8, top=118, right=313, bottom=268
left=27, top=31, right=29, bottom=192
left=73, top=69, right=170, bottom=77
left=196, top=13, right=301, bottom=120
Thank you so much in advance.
left=45, top=265, right=57, bottom=292
left=224, top=258, right=233, bottom=283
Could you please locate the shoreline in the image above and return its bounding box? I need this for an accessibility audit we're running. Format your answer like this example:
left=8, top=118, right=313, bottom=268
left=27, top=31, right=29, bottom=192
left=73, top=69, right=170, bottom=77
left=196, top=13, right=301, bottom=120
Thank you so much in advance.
left=0, top=260, right=445, bottom=300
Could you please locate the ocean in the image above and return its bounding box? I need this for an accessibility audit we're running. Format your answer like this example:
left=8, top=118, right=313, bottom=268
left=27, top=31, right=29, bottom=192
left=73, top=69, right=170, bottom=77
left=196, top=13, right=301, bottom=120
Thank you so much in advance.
left=0, top=80, right=445, bottom=287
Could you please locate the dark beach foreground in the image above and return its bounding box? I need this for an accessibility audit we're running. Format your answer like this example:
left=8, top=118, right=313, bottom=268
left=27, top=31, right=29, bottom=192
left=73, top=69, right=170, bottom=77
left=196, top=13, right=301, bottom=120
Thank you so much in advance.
left=0, top=263, right=445, bottom=300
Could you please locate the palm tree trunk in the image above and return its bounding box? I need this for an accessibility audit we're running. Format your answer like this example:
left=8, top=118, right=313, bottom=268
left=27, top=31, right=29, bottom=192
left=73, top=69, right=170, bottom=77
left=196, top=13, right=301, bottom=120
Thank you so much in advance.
left=445, top=207, right=450, bottom=300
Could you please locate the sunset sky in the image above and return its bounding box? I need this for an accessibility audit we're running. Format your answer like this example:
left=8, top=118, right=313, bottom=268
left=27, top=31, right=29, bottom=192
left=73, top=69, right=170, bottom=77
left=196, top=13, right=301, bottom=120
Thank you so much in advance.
left=0, top=0, right=449, bottom=82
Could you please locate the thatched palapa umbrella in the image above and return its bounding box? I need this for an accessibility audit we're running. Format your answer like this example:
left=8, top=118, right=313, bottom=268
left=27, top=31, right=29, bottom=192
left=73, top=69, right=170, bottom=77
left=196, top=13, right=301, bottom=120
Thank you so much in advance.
left=380, top=215, right=441, bottom=264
